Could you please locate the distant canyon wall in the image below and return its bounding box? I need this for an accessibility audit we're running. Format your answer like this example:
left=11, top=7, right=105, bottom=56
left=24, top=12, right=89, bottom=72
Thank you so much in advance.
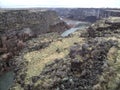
left=52, top=8, right=120, bottom=22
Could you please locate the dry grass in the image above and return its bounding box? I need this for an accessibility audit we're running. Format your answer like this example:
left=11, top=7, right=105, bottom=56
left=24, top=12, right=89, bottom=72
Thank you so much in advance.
left=24, top=34, right=84, bottom=79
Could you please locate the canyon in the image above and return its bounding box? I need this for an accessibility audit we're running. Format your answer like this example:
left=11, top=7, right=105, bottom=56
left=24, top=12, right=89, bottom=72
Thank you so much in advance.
left=0, top=8, right=120, bottom=90
left=0, top=9, right=69, bottom=75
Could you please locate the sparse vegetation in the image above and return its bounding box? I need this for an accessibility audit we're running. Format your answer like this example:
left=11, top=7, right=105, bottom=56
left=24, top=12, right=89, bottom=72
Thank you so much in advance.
left=1, top=8, right=120, bottom=90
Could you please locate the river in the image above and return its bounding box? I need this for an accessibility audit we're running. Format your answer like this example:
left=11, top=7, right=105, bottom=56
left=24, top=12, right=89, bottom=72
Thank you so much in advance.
left=61, top=20, right=90, bottom=37
left=0, top=71, right=14, bottom=90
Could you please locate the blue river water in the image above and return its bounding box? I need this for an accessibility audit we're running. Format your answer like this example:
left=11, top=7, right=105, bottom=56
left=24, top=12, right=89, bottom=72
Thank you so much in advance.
left=61, top=27, right=80, bottom=37
left=0, top=71, right=14, bottom=90
left=61, top=22, right=89, bottom=37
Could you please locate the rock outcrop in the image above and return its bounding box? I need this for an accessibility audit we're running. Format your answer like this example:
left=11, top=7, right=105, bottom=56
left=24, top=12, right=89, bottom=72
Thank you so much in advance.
left=9, top=16, right=120, bottom=90
left=31, top=39, right=118, bottom=90
left=0, top=9, right=69, bottom=34
left=81, top=17, right=120, bottom=37
left=0, top=9, right=69, bottom=75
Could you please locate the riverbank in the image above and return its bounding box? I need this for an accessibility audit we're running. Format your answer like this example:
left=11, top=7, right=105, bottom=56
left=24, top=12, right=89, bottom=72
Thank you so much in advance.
left=61, top=18, right=90, bottom=37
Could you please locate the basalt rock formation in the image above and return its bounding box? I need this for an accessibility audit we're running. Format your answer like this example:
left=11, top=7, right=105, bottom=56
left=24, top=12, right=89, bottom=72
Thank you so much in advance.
left=81, top=17, right=120, bottom=38
left=52, top=8, right=120, bottom=22
left=29, top=39, right=117, bottom=90
left=9, top=16, right=120, bottom=90
left=0, top=27, right=38, bottom=75
left=0, top=9, right=69, bottom=34
left=0, top=9, right=69, bottom=75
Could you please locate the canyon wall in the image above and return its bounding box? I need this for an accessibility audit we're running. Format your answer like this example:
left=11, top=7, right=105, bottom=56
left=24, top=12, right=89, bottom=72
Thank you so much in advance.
left=0, top=9, right=69, bottom=34
left=52, top=8, right=120, bottom=22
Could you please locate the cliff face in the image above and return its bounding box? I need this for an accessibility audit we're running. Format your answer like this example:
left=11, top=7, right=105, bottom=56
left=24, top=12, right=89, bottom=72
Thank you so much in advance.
left=0, top=9, right=69, bottom=34
left=52, top=8, right=103, bottom=22
left=103, top=10, right=120, bottom=17
left=53, top=8, right=120, bottom=22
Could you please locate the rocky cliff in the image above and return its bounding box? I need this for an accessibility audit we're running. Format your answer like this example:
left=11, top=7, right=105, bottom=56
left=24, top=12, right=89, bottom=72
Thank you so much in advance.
left=0, top=9, right=69, bottom=34
left=52, top=8, right=120, bottom=22
left=0, top=9, right=69, bottom=75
